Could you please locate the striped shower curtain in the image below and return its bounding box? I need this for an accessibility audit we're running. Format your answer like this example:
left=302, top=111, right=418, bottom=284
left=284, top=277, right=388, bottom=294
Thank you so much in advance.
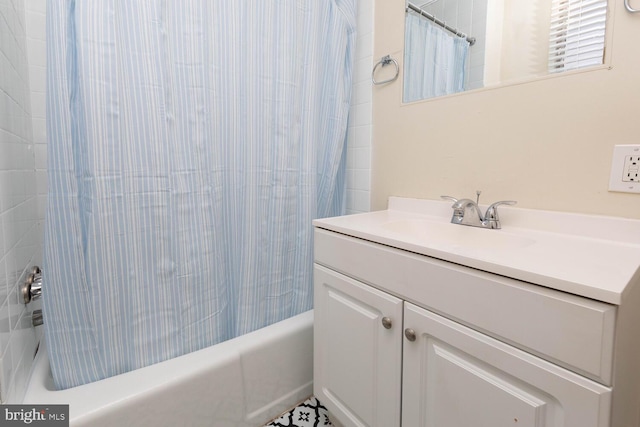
left=403, top=12, right=469, bottom=102
left=44, top=0, right=355, bottom=390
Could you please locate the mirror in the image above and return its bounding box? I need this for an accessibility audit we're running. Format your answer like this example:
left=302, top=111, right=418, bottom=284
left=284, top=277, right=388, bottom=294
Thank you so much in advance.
left=403, top=0, right=608, bottom=102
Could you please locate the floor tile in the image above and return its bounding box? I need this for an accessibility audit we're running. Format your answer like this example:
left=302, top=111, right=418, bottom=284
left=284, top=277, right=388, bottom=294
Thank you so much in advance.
left=265, top=396, right=335, bottom=427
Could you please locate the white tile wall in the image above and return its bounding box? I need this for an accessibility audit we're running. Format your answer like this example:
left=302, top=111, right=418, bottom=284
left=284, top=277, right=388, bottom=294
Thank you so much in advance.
left=0, top=0, right=41, bottom=403
left=345, top=0, right=374, bottom=215
left=26, top=0, right=46, bottom=226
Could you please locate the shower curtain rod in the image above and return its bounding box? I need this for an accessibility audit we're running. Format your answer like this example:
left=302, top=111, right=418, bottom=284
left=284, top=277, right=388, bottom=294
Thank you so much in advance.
left=406, top=3, right=476, bottom=45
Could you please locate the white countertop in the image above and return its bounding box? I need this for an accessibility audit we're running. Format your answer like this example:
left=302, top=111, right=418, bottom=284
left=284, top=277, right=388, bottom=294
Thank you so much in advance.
left=313, top=197, right=640, bottom=305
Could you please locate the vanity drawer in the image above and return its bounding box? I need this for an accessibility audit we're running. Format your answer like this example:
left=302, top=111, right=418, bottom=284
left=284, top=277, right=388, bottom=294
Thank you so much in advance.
left=314, top=228, right=616, bottom=385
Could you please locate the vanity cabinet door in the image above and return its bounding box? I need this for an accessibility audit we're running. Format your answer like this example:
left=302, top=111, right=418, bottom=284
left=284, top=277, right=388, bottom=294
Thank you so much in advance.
left=314, top=265, right=403, bottom=427
left=402, top=302, right=612, bottom=427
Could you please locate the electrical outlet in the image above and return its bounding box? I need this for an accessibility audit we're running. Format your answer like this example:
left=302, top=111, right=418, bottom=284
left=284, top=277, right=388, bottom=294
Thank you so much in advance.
left=622, top=155, right=639, bottom=182
left=609, top=145, right=640, bottom=193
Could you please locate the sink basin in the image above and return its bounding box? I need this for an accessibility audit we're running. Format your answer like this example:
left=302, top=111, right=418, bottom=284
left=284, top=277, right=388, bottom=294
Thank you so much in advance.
left=380, top=219, right=535, bottom=251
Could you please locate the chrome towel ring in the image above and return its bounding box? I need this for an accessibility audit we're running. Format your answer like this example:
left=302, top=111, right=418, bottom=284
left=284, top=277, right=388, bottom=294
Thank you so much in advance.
left=372, top=55, right=399, bottom=85
left=625, top=0, right=640, bottom=12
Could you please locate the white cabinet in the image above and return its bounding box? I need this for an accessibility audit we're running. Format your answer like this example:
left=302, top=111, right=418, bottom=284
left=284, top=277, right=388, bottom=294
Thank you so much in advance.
left=314, top=265, right=403, bottom=427
left=313, top=229, right=614, bottom=427
left=402, top=302, right=610, bottom=427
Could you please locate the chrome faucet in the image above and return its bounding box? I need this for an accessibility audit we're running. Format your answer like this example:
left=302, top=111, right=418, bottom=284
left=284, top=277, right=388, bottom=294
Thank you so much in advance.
left=441, top=195, right=516, bottom=229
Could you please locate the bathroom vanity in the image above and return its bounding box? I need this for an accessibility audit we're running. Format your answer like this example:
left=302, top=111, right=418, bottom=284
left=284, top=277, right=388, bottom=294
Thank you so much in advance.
left=313, top=197, right=640, bottom=427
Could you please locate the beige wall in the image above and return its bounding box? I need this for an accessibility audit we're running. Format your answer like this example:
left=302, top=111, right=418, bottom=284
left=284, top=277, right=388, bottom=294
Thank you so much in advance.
left=372, top=0, right=640, bottom=219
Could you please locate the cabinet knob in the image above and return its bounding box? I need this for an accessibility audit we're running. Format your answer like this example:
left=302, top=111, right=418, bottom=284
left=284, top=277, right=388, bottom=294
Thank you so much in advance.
left=404, top=328, right=417, bottom=342
left=381, top=317, right=393, bottom=329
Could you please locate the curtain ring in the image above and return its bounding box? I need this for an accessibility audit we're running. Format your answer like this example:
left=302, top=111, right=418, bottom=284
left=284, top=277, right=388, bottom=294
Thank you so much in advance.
left=625, top=0, right=640, bottom=12
left=372, top=55, right=400, bottom=85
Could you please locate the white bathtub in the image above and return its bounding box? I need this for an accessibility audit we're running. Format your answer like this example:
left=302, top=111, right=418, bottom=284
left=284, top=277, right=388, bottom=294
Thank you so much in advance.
left=22, top=310, right=314, bottom=427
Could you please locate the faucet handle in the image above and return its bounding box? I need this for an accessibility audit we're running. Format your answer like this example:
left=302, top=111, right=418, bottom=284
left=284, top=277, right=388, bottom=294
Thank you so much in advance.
left=440, top=195, right=459, bottom=204
left=484, top=200, right=517, bottom=222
